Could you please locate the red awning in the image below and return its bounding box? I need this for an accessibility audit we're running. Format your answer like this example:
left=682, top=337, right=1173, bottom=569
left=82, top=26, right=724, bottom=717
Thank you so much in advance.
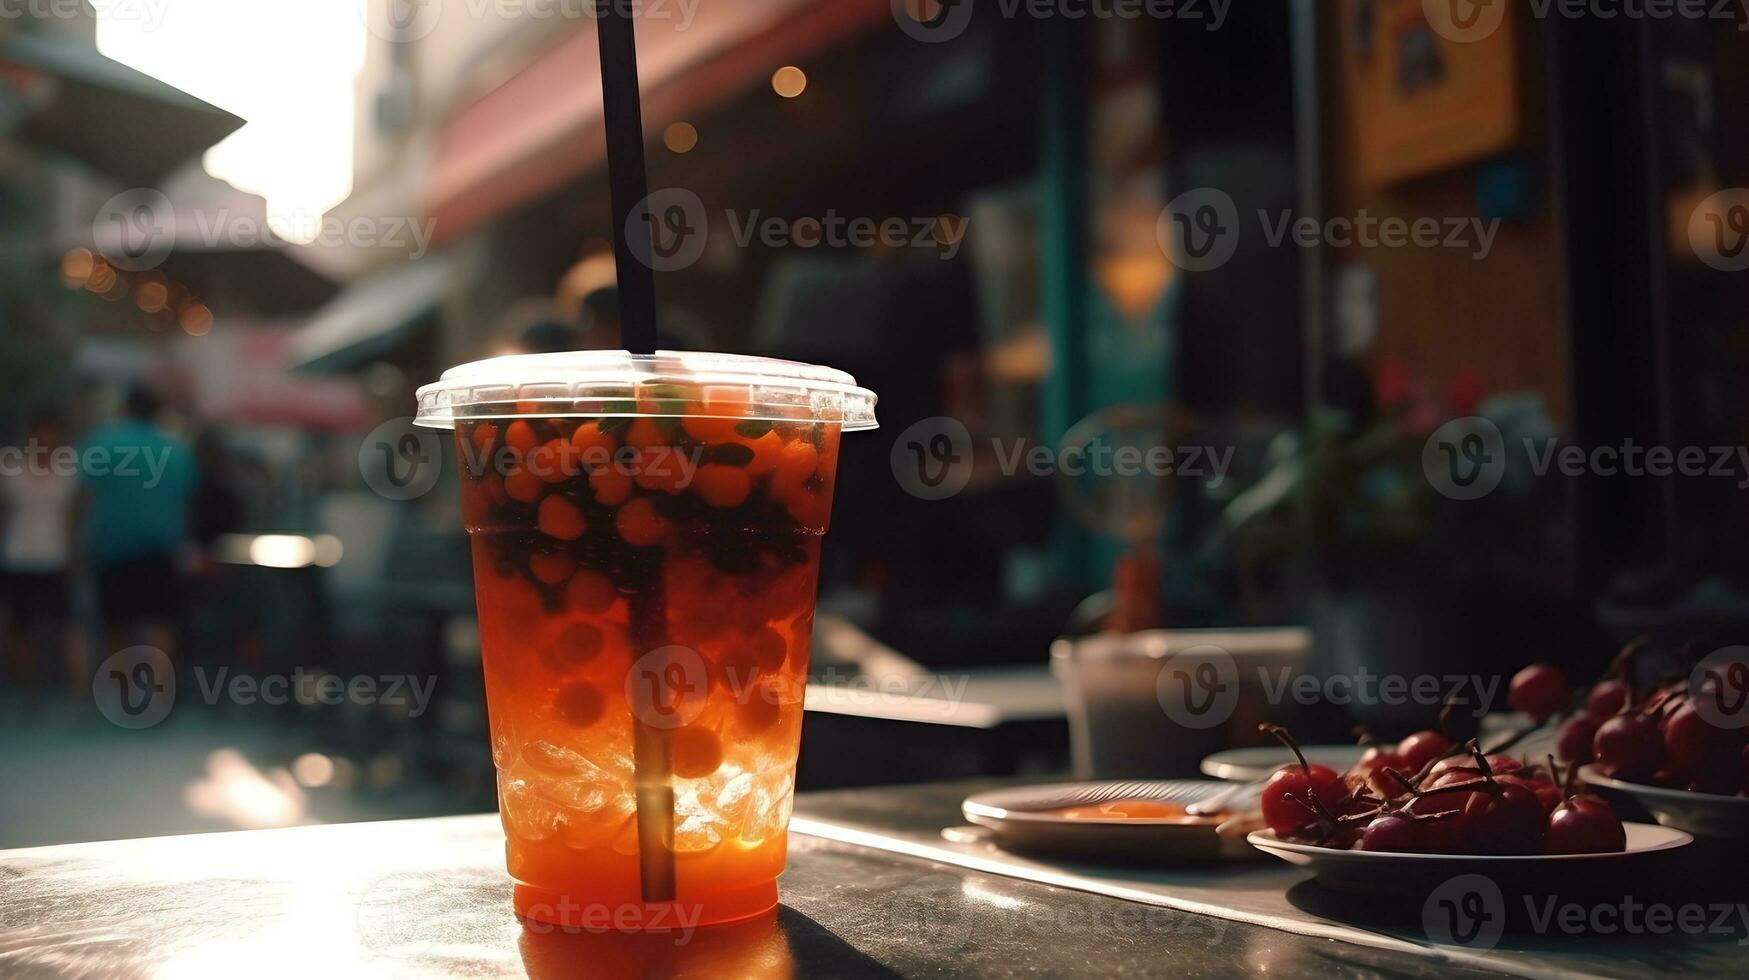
left=426, top=0, right=891, bottom=243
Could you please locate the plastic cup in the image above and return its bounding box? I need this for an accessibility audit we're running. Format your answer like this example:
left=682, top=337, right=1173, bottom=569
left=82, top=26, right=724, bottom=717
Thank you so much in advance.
left=417, top=351, right=876, bottom=929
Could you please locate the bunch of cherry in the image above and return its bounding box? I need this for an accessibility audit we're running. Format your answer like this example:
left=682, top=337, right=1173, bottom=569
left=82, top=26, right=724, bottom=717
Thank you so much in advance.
left=1547, top=642, right=1749, bottom=798
left=1259, top=720, right=1626, bottom=855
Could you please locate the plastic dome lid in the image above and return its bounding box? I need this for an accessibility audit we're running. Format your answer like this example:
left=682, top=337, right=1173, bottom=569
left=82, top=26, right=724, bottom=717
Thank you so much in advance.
left=415, top=350, right=878, bottom=431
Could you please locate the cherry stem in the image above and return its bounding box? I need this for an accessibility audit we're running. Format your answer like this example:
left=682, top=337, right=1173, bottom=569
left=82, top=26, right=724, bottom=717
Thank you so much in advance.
left=1353, top=725, right=1376, bottom=747
left=1409, top=715, right=1547, bottom=786
left=1467, top=739, right=1498, bottom=783
left=1260, top=723, right=1314, bottom=778
left=1438, top=694, right=1469, bottom=741
left=1604, top=636, right=1648, bottom=683
left=1385, top=767, right=1421, bottom=798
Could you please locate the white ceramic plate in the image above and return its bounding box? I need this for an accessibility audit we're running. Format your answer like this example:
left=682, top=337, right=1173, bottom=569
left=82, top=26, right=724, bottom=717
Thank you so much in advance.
left=1200, top=745, right=1369, bottom=782
left=961, top=781, right=1254, bottom=862
left=1580, top=765, right=1749, bottom=841
left=1247, top=822, right=1692, bottom=894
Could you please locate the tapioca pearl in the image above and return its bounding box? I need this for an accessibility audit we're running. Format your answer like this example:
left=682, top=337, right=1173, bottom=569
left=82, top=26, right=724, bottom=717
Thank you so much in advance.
left=470, top=423, right=499, bottom=459
left=541, top=622, right=605, bottom=674
left=571, top=422, right=617, bottom=468
left=737, top=626, right=787, bottom=671
left=670, top=726, right=724, bottom=779
left=728, top=430, right=781, bottom=477
left=566, top=570, right=618, bottom=615
left=505, top=420, right=540, bottom=456
left=675, top=604, right=730, bottom=646
left=528, top=551, right=575, bottom=586
left=588, top=467, right=633, bottom=507
left=535, top=438, right=577, bottom=483
left=692, top=464, right=751, bottom=509
left=683, top=414, right=739, bottom=443
left=735, top=681, right=782, bottom=733
left=624, top=417, right=669, bottom=450
left=504, top=464, right=545, bottom=504
left=538, top=496, right=587, bottom=541
left=615, top=498, right=671, bottom=547
left=775, top=439, right=818, bottom=486
left=555, top=682, right=606, bottom=727
left=717, top=647, right=769, bottom=700
left=630, top=447, right=687, bottom=493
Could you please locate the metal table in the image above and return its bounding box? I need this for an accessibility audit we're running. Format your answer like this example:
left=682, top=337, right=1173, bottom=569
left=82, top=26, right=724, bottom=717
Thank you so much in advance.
left=0, top=780, right=1683, bottom=979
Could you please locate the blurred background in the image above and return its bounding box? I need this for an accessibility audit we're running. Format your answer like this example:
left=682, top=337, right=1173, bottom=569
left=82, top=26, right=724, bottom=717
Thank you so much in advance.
left=1, top=0, right=1746, bottom=847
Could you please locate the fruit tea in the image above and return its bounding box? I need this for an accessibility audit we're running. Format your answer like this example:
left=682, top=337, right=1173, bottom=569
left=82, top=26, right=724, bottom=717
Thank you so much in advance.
left=458, top=404, right=839, bottom=927
left=421, top=352, right=876, bottom=931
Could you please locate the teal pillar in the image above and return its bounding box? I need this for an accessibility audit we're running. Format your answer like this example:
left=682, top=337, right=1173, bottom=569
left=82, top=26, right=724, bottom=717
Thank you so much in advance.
left=1039, top=20, right=1093, bottom=589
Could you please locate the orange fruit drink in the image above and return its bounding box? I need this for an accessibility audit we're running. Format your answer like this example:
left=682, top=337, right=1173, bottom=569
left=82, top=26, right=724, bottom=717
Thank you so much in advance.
left=416, top=352, right=877, bottom=930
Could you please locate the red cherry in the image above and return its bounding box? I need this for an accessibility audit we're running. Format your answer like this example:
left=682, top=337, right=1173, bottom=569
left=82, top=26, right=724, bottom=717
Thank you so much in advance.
left=1455, top=782, right=1548, bottom=855
left=1258, top=724, right=1352, bottom=839
left=1587, top=679, right=1631, bottom=718
left=1664, top=701, right=1747, bottom=795
left=1547, top=794, right=1626, bottom=854
left=1260, top=763, right=1348, bottom=838
left=1429, top=753, right=1522, bottom=782
left=1509, top=663, right=1570, bottom=722
left=1357, top=812, right=1432, bottom=853
left=1593, top=713, right=1664, bottom=783
left=1499, top=770, right=1562, bottom=814
left=1396, top=730, right=1453, bottom=773
left=1349, top=746, right=1409, bottom=800
left=1556, top=711, right=1601, bottom=764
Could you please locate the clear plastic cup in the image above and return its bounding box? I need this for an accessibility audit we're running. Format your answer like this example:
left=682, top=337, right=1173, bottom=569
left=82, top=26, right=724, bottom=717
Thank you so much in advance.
left=416, top=351, right=877, bottom=929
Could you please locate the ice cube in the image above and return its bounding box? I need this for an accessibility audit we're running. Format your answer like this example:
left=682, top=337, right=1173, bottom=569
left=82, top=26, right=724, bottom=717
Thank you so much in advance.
left=499, top=775, right=565, bottom=842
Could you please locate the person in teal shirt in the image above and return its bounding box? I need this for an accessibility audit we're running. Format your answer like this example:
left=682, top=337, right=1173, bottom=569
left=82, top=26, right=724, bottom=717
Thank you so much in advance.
left=76, top=385, right=198, bottom=655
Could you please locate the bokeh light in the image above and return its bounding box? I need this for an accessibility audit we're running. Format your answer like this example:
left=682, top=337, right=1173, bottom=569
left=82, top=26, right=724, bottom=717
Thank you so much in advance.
left=772, top=66, right=808, bottom=99
left=664, top=122, right=699, bottom=154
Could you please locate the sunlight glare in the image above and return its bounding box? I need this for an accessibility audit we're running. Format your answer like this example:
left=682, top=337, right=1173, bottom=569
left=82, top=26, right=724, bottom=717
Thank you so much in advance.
left=96, top=0, right=366, bottom=227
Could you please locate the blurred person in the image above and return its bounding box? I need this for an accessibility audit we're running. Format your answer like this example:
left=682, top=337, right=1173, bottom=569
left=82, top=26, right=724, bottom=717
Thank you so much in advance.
left=184, top=429, right=248, bottom=671
left=0, top=411, right=81, bottom=696
left=73, top=384, right=197, bottom=659
left=516, top=318, right=583, bottom=355
left=187, top=429, right=244, bottom=565
left=575, top=286, right=707, bottom=351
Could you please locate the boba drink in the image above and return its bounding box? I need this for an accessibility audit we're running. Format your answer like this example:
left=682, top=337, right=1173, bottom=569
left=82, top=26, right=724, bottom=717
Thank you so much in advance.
left=416, top=352, right=876, bottom=930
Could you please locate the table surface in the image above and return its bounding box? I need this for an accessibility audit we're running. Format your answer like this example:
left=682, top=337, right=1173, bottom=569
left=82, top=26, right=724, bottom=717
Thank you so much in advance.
left=0, top=782, right=1583, bottom=980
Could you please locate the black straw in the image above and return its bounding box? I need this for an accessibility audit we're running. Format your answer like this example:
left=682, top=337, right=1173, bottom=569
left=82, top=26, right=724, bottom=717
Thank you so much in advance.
left=596, top=0, right=659, bottom=356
